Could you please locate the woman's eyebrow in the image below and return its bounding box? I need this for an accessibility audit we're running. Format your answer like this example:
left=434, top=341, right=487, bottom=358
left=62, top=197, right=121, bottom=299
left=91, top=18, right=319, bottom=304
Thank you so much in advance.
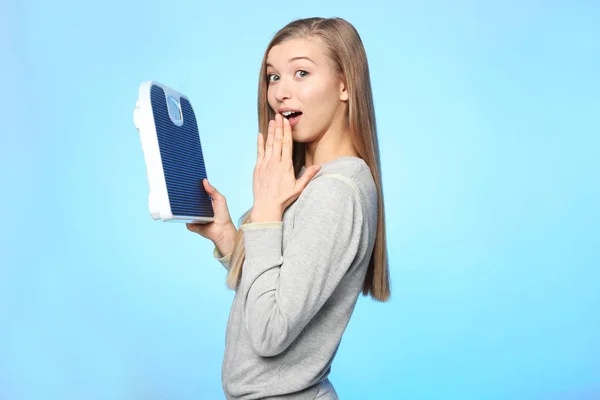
left=266, top=56, right=316, bottom=68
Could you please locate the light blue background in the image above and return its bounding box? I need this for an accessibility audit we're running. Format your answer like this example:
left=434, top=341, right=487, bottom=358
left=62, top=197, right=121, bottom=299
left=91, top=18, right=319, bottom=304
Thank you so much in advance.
left=1, top=0, right=599, bottom=399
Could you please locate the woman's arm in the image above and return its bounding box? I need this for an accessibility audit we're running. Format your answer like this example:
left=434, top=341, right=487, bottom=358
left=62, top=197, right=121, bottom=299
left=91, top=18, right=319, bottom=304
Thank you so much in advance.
left=213, top=227, right=237, bottom=260
left=212, top=234, right=235, bottom=271
left=239, top=175, right=364, bottom=357
left=212, top=208, right=253, bottom=271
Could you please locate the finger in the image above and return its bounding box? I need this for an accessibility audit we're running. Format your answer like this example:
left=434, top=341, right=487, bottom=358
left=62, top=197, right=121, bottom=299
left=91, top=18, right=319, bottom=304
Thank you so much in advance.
left=203, top=178, right=214, bottom=195
left=265, top=119, right=275, bottom=160
left=202, top=179, right=213, bottom=202
left=187, top=222, right=208, bottom=235
left=282, top=115, right=293, bottom=161
left=296, top=165, right=322, bottom=192
left=272, top=113, right=283, bottom=161
left=204, top=179, right=224, bottom=201
left=186, top=222, right=201, bottom=233
left=257, top=131, right=265, bottom=163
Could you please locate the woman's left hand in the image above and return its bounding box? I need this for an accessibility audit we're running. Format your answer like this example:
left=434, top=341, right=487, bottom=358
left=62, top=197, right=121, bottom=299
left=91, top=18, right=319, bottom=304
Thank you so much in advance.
left=250, top=114, right=321, bottom=223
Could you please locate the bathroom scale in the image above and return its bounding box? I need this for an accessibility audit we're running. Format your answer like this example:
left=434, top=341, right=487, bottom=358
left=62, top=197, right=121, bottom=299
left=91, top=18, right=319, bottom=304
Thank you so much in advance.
left=133, top=80, right=214, bottom=223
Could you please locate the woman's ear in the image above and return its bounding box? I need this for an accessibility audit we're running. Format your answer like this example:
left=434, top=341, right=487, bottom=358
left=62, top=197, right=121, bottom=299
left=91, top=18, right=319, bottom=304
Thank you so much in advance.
left=339, top=80, right=349, bottom=102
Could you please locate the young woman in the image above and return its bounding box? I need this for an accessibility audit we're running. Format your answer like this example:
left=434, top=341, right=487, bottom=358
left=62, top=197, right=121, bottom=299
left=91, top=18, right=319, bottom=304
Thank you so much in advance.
left=187, top=17, right=390, bottom=400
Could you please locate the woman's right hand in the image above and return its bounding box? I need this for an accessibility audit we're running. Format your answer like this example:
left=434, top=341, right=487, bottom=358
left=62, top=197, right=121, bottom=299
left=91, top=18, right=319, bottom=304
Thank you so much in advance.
left=186, top=178, right=237, bottom=254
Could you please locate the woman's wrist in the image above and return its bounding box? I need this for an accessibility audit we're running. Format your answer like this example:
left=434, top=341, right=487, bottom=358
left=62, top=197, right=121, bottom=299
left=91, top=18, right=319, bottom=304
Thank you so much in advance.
left=214, top=223, right=237, bottom=256
left=250, top=208, right=283, bottom=224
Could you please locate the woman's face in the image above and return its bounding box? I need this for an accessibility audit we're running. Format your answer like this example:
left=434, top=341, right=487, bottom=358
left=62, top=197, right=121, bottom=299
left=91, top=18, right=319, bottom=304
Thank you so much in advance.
left=266, top=37, right=348, bottom=143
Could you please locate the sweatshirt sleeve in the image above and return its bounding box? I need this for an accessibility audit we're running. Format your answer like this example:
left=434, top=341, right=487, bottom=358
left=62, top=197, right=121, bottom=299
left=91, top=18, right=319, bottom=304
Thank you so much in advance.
left=213, top=246, right=232, bottom=271
left=239, top=175, right=364, bottom=357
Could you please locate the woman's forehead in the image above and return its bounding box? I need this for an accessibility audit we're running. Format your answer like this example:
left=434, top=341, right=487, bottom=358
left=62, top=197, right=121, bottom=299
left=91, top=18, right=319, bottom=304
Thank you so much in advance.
left=266, top=38, right=325, bottom=67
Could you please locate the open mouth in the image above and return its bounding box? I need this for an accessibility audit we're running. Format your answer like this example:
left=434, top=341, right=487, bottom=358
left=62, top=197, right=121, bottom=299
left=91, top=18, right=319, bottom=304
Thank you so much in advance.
left=281, top=111, right=303, bottom=127
left=282, top=111, right=302, bottom=119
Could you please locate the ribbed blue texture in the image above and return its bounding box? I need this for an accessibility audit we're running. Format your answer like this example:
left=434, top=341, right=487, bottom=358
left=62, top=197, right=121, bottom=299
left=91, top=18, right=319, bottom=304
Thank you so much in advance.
left=150, top=85, right=213, bottom=218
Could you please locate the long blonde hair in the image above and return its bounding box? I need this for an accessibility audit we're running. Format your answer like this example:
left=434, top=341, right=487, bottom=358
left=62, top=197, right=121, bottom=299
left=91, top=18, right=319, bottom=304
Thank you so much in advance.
left=226, top=17, right=390, bottom=302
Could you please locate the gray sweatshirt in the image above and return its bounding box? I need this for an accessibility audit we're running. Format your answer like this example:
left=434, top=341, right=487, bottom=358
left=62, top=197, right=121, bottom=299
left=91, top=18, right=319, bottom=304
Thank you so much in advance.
left=212, top=156, right=378, bottom=399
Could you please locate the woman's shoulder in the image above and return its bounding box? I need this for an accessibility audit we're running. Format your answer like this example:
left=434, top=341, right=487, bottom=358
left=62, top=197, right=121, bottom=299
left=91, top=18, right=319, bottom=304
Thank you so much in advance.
left=301, top=156, right=377, bottom=212
left=313, top=156, right=376, bottom=195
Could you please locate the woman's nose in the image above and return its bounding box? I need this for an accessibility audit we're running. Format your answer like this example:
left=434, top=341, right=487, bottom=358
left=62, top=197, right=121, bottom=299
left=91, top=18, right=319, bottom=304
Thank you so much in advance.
left=274, top=77, right=292, bottom=102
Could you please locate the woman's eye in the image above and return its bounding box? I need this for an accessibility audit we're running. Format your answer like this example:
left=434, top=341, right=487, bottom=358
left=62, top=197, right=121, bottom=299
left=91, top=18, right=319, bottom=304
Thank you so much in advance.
left=267, top=71, right=307, bottom=83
